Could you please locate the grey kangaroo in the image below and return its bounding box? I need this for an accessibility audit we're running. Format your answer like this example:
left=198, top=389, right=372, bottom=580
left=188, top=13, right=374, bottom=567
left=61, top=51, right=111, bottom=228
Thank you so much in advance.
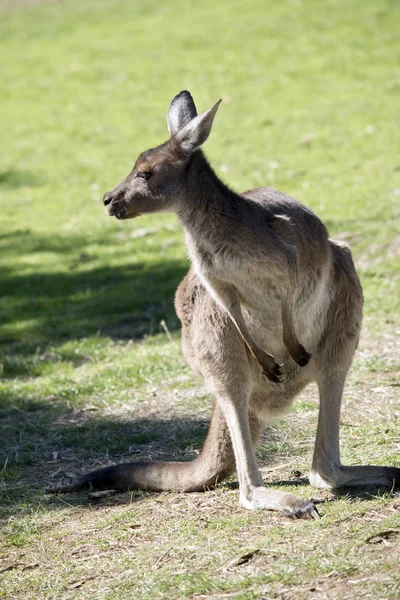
left=51, top=91, right=400, bottom=518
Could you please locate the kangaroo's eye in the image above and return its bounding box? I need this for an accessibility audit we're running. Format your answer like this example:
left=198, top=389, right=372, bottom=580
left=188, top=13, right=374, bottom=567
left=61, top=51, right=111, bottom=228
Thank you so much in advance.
left=136, top=171, right=151, bottom=180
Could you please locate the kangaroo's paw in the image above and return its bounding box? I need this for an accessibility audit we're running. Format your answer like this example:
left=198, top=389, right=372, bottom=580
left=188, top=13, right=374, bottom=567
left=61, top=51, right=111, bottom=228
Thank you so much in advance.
left=262, top=361, right=285, bottom=384
left=254, top=350, right=285, bottom=383
left=291, top=343, right=311, bottom=367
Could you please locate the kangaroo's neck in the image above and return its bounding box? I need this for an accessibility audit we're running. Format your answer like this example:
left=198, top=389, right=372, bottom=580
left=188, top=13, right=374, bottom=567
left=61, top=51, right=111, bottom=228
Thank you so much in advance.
left=176, top=150, right=240, bottom=231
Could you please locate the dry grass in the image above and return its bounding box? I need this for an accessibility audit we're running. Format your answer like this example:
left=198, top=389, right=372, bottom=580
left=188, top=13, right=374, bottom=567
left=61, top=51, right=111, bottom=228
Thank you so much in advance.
left=1, top=325, right=399, bottom=600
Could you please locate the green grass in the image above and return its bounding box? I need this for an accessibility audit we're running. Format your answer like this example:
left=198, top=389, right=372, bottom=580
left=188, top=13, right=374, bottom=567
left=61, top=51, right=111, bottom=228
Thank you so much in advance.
left=0, top=0, right=399, bottom=598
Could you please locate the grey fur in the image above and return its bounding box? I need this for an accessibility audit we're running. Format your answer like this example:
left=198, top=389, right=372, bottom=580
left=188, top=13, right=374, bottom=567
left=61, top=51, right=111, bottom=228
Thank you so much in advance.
left=50, top=92, right=400, bottom=518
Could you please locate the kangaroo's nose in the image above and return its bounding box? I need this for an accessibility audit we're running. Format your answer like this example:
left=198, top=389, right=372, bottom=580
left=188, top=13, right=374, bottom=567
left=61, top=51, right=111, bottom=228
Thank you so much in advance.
left=103, top=193, right=113, bottom=206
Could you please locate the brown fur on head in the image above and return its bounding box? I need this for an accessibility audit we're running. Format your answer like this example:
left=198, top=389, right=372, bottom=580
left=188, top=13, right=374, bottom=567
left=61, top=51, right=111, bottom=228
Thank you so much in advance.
left=103, top=90, right=221, bottom=220
left=103, top=140, right=186, bottom=220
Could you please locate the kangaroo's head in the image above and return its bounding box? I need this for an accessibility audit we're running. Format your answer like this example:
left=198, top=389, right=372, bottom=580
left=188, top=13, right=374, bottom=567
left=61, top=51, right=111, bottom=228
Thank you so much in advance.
left=103, top=91, right=221, bottom=220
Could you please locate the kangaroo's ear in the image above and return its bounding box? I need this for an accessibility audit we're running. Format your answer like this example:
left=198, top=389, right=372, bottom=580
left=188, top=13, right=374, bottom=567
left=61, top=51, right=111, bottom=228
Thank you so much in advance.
left=167, top=90, right=198, bottom=135
left=174, top=99, right=222, bottom=155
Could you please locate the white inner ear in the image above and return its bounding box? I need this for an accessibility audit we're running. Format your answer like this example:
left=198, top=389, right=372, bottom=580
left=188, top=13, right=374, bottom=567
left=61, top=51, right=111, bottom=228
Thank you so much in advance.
left=175, top=99, right=222, bottom=154
left=167, top=106, right=183, bottom=135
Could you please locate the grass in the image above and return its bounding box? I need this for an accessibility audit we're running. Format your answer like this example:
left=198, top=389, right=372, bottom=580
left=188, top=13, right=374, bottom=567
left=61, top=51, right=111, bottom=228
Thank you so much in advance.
left=0, top=0, right=399, bottom=598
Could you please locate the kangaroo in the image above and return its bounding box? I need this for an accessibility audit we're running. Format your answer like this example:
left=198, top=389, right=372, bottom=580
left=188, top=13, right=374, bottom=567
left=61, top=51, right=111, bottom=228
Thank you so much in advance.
left=50, top=91, right=400, bottom=518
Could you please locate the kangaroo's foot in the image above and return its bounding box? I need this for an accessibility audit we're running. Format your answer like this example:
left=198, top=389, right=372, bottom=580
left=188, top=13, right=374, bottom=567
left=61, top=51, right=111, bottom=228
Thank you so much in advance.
left=240, top=485, right=319, bottom=519
left=253, top=348, right=284, bottom=383
left=310, top=464, right=400, bottom=490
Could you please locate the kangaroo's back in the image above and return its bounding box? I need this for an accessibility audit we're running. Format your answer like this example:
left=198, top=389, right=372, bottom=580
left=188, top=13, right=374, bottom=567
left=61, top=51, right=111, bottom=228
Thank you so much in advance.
left=242, top=187, right=332, bottom=274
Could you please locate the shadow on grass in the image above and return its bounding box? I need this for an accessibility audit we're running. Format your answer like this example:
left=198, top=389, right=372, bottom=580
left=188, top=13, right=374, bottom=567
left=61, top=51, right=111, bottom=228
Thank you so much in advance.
left=0, top=228, right=188, bottom=377
left=0, top=388, right=211, bottom=516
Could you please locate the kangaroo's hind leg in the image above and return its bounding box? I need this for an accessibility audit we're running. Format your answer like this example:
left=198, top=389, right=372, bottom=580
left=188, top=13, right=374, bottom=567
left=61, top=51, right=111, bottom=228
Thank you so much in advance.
left=310, top=368, right=400, bottom=490
left=310, top=241, right=400, bottom=490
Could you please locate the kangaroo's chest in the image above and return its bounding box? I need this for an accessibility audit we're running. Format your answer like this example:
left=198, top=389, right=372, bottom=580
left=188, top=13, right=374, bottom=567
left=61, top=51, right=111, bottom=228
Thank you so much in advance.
left=186, top=231, right=331, bottom=352
left=187, top=234, right=281, bottom=304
